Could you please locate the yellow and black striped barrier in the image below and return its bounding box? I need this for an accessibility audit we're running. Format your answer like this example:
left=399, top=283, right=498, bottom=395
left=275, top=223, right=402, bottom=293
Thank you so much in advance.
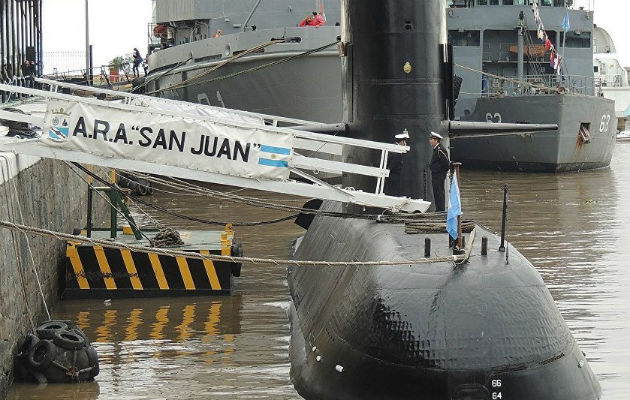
left=63, top=228, right=242, bottom=298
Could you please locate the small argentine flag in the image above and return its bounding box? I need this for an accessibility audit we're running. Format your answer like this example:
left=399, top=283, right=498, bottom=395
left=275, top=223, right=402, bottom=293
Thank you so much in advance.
left=258, top=144, right=291, bottom=168
left=446, top=174, right=462, bottom=240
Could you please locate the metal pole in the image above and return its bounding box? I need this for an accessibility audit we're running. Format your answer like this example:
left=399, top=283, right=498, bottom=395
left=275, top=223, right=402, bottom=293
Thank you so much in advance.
left=242, top=0, right=263, bottom=31
left=453, top=162, right=462, bottom=249
left=517, top=22, right=524, bottom=84
left=85, top=0, right=90, bottom=84
left=86, top=185, right=93, bottom=238
left=88, top=44, right=93, bottom=86
left=499, top=185, right=508, bottom=252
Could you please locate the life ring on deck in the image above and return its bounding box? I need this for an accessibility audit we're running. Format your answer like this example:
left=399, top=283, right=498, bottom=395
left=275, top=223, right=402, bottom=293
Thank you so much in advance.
left=153, top=24, right=167, bottom=38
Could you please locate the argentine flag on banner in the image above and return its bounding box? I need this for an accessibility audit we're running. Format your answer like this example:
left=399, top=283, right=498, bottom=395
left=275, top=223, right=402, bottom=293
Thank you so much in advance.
left=446, top=175, right=462, bottom=240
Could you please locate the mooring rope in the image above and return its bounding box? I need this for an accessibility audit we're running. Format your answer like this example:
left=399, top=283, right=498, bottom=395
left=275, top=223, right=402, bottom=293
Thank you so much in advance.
left=0, top=155, right=39, bottom=330
left=148, top=40, right=340, bottom=96
left=147, top=39, right=286, bottom=95
left=0, top=219, right=473, bottom=266
left=75, top=163, right=424, bottom=223
left=70, top=163, right=301, bottom=227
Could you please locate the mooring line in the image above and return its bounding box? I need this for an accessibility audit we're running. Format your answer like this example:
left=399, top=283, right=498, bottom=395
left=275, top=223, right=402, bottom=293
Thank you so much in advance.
left=0, top=220, right=472, bottom=267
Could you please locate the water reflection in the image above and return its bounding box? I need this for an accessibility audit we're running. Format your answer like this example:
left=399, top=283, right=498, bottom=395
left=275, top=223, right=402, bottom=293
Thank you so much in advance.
left=8, top=382, right=100, bottom=400
left=70, top=297, right=242, bottom=345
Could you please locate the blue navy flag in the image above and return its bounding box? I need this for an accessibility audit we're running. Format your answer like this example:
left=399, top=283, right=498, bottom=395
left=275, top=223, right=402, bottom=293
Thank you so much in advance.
left=561, top=11, right=570, bottom=32
left=446, top=175, right=462, bottom=240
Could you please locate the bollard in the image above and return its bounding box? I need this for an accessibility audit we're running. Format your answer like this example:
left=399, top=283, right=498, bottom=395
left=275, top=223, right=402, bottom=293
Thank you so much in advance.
left=424, top=238, right=431, bottom=258
left=481, top=237, right=488, bottom=256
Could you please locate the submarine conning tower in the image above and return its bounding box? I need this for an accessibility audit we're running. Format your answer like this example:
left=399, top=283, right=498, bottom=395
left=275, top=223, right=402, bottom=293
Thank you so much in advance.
left=341, top=0, right=449, bottom=201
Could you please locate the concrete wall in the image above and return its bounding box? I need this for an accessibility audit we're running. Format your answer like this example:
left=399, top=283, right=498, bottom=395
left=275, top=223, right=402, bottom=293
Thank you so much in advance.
left=0, top=157, right=107, bottom=397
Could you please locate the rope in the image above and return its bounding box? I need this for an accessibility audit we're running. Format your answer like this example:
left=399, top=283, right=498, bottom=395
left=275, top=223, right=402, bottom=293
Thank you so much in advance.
left=455, top=63, right=555, bottom=92
left=146, top=39, right=284, bottom=95
left=405, top=220, right=475, bottom=234
left=148, top=40, right=340, bottom=96
left=118, top=169, right=435, bottom=223
left=0, top=156, right=37, bottom=331
left=70, top=163, right=299, bottom=227
left=149, top=227, right=184, bottom=248
left=74, top=163, right=414, bottom=223
left=0, top=219, right=470, bottom=267
left=64, top=163, right=155, bottom=242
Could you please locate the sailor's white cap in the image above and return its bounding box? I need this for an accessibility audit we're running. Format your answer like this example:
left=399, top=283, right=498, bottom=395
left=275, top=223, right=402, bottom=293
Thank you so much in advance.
left=429, top=131, right=443, bottom=140
left=395, top=129, right=410, bottom=140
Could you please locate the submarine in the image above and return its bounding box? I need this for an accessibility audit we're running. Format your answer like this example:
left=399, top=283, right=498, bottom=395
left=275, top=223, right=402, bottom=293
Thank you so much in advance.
left=287, top=0, right=601, bottom=399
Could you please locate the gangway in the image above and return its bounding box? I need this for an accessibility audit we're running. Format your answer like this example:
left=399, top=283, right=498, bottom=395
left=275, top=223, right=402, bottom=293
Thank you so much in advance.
left=0, top=81, right=431, bottom=212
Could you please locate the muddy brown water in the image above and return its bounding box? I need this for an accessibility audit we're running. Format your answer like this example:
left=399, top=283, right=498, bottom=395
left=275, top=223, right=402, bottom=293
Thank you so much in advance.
left=8, top=144, right=629, bottom=399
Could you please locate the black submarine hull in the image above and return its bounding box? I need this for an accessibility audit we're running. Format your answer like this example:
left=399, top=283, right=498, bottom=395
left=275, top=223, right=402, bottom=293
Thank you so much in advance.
left=288, top=202, right=600, bottom=399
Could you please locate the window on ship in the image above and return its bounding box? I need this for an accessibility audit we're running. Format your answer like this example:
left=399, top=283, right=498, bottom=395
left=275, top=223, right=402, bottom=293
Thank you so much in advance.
left=560, top=31, right=591, bottom=48
left=448, top=30, right=481, bottom=46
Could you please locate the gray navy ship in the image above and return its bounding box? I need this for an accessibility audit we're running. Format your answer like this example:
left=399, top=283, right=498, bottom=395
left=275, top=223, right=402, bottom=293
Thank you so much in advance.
left=447, top=0, right=616, bottom=171
left=146, top=0, right=615, bottom=172
left=145, top=0, right=342, bottom=123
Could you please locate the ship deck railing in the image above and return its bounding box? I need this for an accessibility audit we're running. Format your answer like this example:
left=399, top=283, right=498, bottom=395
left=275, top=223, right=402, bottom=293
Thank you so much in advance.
left=484, top=74, right=596, bottom=97
left=595, top=74, right=629, bottom=89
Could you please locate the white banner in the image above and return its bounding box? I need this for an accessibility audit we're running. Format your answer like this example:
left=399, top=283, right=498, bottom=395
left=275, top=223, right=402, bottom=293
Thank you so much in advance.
left=42, top=100, right=293, bottom=180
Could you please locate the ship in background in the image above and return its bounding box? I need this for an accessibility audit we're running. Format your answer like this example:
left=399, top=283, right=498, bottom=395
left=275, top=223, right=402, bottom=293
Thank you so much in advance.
left=592, top=26, right=630, bottom=134
left=145, top=0, right=343, bottom=123
left=447, top=0, right=616, bottom=172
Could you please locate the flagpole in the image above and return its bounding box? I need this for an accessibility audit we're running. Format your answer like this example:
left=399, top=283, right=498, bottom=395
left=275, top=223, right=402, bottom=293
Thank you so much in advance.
left=453, top=162, right=463, bottom=249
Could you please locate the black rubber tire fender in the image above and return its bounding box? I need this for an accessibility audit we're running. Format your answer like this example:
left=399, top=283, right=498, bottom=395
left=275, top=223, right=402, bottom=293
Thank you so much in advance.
left=27, top=368, right=48, bottom=384
left=27, top=339, right=56, bottom=370
left=231, top=242, right=243, bottom=277
left=36, top=321, right=70, bottom=340
left=71, top=327, right=89, bottom=344
left=85, top=345, right=100, bottom=379
left=53, top=329, right=86, bottom=350
left=19, top=333, right=39, bottom=354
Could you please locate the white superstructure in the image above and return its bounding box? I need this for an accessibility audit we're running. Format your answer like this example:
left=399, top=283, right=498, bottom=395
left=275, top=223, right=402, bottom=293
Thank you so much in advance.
left=593, top=26, right=630, bottom=130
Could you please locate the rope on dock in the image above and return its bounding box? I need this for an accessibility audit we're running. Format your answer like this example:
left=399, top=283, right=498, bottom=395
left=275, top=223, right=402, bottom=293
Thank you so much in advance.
left=0, top=219, right=473, bottom=267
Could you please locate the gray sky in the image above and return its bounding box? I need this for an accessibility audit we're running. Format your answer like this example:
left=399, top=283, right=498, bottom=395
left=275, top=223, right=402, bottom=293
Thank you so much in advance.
left=42, top=0, right=630, bottom=74
left=42, top=0, right=153, bottom=74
